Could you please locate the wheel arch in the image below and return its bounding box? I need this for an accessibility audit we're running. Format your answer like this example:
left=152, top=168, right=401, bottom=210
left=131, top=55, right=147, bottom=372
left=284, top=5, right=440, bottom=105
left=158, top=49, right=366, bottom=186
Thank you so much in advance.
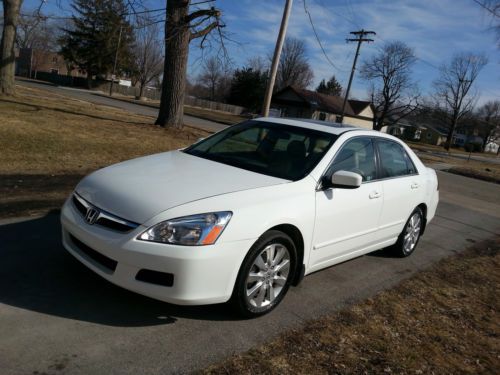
left=417, top=203, right=428, bottom=235
left=268, top=223, right=305, bottom=286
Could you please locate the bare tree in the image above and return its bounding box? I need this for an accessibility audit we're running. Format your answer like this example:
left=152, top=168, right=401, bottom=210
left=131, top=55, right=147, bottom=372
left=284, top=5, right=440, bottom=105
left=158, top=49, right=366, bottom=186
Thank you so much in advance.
left=274, top=37, right=314, bottom=90
left=0, top=0, right=22, bottom=95
left=360, top=41, right=419, bottom=131
left=247, top=56, right=268, bottom=73
left=16, top=11, right=46, bottom=49
left=197, top=56, right=223, bottom=100
left=132, top=17, right=164, bottom=100
left=474, top=0, right=500, bottom=47
left=155, top=0, right=224, bottom=128
left=15, top=12, right=62, bottom=79
left=433, top=53, right=488, bottom=150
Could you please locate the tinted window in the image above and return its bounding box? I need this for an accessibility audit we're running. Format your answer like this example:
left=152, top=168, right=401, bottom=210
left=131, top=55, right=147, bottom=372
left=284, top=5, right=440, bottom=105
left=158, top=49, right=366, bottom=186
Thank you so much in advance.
left=329, top=138, right=376, bottom=182
left=377, top=140, right=416, bottom=178
left=184, top=121, right=337, bottom=181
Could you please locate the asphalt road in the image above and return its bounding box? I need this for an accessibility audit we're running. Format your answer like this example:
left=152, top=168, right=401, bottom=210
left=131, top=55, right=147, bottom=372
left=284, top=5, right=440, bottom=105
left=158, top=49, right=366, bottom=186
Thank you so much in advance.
left=0, top=171, right=499, bottom=374
left=15, top=79, right=228, bottom=133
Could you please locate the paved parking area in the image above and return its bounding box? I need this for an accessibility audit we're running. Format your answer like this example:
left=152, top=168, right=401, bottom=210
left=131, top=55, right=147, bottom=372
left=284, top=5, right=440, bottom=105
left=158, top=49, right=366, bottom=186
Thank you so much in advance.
left=0, top=171, right=499, bottom=374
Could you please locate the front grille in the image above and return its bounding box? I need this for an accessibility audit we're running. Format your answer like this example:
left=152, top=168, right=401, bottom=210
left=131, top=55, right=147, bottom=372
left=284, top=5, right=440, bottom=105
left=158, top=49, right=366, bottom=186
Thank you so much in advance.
left=69, top=234, right=118, bottom=273
left=72, top=195, right=87, bottom=216
left=72, top=193, right=139, bottom=233
left=96, top=217, right=137, bottom=232
left=135, top=269, right=174, bottom=287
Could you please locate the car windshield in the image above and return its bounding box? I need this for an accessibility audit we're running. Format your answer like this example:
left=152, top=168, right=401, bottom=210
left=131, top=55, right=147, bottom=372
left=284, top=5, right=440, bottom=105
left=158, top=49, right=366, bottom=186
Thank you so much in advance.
left=183, top=120, right=338, bottom=181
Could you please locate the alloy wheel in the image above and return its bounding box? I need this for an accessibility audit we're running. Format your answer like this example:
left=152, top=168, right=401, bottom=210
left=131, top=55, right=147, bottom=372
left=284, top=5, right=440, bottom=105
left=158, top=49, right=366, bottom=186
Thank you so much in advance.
left=245, top=243, right=291, bottom=308
left=403, top=212, right=422, bottom=254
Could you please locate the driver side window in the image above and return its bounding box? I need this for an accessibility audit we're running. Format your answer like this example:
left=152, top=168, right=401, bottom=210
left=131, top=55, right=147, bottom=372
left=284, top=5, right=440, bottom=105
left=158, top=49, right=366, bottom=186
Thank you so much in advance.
left=328, top=138, right=376, bottom=182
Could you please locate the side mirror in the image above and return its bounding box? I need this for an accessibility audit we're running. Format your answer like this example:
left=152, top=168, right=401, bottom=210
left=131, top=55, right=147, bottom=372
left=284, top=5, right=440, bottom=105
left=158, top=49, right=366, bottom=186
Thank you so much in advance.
left=327, top=170, right=362, bottom=189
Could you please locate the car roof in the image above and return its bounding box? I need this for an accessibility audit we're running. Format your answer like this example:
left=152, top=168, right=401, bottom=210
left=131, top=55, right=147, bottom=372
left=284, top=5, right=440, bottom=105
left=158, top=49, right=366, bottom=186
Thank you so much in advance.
left=255, top=117, right=366, bottom=136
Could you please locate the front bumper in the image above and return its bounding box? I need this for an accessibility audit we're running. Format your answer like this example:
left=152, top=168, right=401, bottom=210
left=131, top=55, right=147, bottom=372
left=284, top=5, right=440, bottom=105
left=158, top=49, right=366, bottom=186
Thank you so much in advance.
left=60, top=197, right=255, bottom=305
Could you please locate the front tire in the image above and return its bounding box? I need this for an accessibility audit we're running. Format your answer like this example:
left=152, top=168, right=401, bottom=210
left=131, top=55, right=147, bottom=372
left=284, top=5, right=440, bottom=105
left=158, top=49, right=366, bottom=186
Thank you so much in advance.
left=391, top=207, right=424, bottom=257
left=232, top=230, right=297, bottom=318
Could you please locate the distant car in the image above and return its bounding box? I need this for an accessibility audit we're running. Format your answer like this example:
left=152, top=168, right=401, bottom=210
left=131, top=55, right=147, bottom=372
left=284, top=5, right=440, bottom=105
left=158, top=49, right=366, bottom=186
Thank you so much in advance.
left=61, top=118, right=439, bottom=317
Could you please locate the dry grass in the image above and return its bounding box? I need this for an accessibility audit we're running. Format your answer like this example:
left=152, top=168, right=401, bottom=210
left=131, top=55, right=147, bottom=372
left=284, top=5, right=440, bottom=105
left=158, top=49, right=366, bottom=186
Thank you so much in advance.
left=0, top=86, right=209, bottom=218
left=202, top=238, right=500, bottom=375
left=417, top=153, right=500, bottom=183
left=407, top=141, right=492, bottom=156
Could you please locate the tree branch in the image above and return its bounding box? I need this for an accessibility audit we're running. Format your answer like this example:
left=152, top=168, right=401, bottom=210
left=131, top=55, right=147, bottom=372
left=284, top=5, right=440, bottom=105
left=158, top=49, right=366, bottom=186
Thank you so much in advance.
left=186, top=7, right=220, bottom=23
left=190, top=21, right=218, bottom=41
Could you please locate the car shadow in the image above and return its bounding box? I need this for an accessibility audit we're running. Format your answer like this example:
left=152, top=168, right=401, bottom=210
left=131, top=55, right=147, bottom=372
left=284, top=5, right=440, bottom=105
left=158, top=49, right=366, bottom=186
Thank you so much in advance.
left=0, top=212, right=240, bottom=327
left=366, top=247, right=401, bottom=258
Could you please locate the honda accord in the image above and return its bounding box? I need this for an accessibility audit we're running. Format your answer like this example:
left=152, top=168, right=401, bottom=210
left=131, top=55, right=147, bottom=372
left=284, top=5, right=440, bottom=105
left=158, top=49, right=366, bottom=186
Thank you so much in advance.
left=61, top=118, right=439, bottom=317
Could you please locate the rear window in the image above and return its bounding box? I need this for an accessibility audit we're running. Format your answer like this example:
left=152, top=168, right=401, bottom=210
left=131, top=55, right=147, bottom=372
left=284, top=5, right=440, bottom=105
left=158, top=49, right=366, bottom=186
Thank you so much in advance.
left=377, top=140, right=417, bottom=178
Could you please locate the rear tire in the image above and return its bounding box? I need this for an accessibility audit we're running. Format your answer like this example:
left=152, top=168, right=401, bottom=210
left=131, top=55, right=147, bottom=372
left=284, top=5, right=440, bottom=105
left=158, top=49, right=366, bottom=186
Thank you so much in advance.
left=231, top=230, right=297, bottom=318
left=390, top=208, right=424, bottom=258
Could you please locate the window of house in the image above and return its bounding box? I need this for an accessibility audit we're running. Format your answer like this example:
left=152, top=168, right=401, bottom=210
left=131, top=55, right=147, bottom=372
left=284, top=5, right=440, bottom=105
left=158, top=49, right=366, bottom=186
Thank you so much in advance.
left=427, top=132, right=432, bottom=139
left=389, top=127, right=401, bottom=137
left=319, top=112, right=327, bottom=121
left=50, top=69, right=59, bottom=74
left=414, top=130, right=421, bottom=140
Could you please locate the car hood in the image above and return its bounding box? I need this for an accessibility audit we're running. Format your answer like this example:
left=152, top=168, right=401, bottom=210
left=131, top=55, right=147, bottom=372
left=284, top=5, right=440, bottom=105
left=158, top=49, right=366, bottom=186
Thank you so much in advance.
left=76, top=150, right=288, bottom=223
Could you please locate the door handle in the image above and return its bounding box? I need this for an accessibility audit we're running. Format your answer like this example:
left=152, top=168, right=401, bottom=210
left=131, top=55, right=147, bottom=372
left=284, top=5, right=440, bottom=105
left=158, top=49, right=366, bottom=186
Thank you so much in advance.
left=411, top=182, right=420, bottom=189
left=369, top=191, right=381, bottom=199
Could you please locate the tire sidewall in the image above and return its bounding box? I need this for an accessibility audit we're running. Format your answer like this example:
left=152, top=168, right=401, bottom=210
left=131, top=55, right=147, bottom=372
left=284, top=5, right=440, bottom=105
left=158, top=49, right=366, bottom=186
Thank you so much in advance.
left=232, top=230, right=297, bottom=318
left=396, top=207, right=423, bottom=257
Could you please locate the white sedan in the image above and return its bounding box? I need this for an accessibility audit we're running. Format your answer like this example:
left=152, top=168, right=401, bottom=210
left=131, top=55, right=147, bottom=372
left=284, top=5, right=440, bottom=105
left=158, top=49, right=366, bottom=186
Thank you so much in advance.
left=61, top=118, right=439, bottom=317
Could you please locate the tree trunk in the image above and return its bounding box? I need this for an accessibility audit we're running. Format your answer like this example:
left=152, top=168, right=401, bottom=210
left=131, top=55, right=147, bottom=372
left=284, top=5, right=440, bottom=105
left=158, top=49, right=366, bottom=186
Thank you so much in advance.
left=445, top=117, right=457, bottom=151
left=138, top=82, right=145, bottom=100
left=86, top=73, right=93, bottom=89
left=0, top=0, right=21, bottom=96
left=155, top=0, right=191, bottom=128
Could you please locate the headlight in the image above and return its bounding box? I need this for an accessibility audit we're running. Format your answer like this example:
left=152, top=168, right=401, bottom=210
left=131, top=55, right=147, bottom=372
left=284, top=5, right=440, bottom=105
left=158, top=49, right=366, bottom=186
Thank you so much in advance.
left=138, top=211, right=232, bottom=246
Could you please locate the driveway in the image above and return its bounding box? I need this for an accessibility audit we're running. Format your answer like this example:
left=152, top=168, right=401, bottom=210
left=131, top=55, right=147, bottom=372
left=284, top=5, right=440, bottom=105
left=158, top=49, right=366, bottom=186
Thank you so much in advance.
left=1, top=171, right=499, bottom=374
left=15, top=79, right=228, bottom=133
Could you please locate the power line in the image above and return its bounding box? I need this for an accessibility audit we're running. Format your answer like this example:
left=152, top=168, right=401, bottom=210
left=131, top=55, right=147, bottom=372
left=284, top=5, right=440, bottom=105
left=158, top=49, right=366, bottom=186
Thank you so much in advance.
left=303, top=0, right=348, bottom=73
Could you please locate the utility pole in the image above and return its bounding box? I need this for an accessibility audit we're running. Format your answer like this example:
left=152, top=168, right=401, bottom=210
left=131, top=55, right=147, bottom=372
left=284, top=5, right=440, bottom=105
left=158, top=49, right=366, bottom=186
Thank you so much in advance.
left=339, top=29, right=375, bottom=123
left=261, top=0, right=293, bottom=117
left=109, top=25, right=123, bottom=96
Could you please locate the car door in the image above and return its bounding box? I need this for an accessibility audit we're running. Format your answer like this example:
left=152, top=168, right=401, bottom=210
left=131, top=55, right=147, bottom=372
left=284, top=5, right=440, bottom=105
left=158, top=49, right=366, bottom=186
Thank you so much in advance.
left=310, top=137, right=384, bottom=271
left=373, top=138, right=424, bottom=244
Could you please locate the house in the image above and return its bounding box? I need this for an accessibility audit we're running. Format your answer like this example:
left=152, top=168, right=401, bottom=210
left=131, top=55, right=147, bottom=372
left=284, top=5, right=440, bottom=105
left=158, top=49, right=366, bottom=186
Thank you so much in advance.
left=383, top=120, right=448, bottom=146
left=383, top=120, right=425, bottom=141
left=16, top=48, right=85, bottom=78
left=271, top=86, right=375, bottom=130
left=421, top=124, right=448, bottom=146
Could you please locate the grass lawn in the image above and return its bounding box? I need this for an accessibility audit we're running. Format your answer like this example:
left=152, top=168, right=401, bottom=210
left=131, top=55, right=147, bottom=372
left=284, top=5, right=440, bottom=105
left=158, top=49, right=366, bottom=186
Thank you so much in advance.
left=406, top=142, right=500, bottom=183
left=416, top=152, right=500, bottom=184
left=0, top=86, right=209, bottom=218
left=202, top=237, right=500, bottom=375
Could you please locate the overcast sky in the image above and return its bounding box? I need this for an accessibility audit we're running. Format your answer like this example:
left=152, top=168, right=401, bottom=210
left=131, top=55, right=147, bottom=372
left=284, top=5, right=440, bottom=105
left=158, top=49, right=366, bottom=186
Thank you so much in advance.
left=22, top=0, right=500, bottom=105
